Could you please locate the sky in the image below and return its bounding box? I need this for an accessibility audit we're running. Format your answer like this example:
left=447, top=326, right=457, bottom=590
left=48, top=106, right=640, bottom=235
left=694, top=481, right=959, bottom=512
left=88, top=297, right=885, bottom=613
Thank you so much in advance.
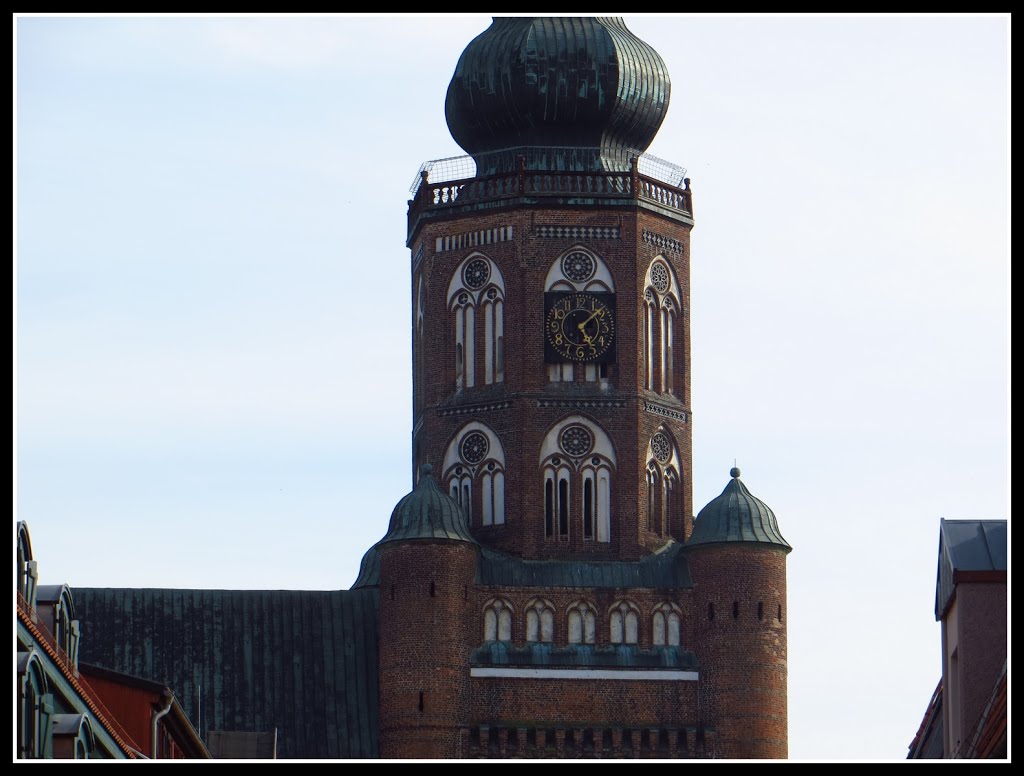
left=15, top=13, right=1009, bottom=762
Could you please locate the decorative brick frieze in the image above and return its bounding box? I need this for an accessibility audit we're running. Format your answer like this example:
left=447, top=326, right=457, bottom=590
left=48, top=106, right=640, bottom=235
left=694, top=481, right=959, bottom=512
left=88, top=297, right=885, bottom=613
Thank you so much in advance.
left=436, top=225, right=514, bottom=253
left=643, top=401, right=688, bottom=422
left=642, top=230, right=684, bottom=256
left=533, top=225, right=621, bottom=240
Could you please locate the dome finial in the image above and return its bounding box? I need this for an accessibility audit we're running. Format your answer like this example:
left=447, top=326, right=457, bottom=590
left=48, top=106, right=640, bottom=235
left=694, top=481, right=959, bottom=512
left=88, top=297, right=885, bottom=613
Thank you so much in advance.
left=731, top=460, right=740, bottom=479
left=420, top=463, right=434, bottom=478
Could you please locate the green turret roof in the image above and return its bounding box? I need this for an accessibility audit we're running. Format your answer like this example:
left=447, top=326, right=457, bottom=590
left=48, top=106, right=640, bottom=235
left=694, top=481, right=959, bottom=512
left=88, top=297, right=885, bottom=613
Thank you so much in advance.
left=378, top=465, right=477, bottom=545
left=687, top=468, right=791, bottom=551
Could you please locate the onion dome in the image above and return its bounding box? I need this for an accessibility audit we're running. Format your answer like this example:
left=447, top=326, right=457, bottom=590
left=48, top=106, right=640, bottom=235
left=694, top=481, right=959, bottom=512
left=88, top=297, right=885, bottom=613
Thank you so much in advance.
left=378, top=465, right=477, bottom=545
left=445, top=16, right=670, bottom=175
left=687, top=468, right=791, bottom=551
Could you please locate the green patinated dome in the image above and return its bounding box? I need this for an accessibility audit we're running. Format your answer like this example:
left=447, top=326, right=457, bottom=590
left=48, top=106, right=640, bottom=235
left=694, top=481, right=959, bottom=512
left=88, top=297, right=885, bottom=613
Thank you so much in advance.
left=445, top=16, right=671, bottom=175
left=687, top=468, right=791, bottom=551
left=379, top=465, right=477, bottom=545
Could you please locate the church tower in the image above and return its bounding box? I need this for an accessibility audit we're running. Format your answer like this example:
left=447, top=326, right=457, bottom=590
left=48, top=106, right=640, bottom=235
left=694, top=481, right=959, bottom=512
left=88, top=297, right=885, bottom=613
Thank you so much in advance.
left=409, top=17, right=693, bottom=561
left=370, top=16, right=792, bottom=759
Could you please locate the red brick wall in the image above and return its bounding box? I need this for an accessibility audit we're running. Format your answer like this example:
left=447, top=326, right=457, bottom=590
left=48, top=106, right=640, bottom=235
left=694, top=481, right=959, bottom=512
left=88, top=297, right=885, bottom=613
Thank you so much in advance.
left=410, top=201, right=694, bottom=562
left=685, top=544, right=789, bottom=759
left=377, top=540, right=478, bottom=758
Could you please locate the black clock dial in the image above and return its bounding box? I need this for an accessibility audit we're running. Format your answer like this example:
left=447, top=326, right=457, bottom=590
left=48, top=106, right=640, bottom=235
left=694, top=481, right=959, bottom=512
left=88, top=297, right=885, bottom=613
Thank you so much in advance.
left=544, top=292, right=616, bottom=363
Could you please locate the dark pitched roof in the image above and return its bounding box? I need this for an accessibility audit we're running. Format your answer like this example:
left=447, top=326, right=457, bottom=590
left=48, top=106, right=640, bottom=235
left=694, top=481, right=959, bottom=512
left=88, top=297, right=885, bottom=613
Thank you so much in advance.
left=478, top=542, right=693, bottom=589
left=73, top=587, right=379, bottom=759
left=934, top=519, right=1007, bottom=620
left=354, top=539, right=693, bottom=591
left=686, top=468, right=791, bottom=551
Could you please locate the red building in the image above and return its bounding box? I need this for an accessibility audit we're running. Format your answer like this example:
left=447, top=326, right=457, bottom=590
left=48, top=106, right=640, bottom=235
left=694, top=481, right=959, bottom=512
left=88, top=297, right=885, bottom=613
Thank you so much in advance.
left=79, top=663, right=211, bottom=759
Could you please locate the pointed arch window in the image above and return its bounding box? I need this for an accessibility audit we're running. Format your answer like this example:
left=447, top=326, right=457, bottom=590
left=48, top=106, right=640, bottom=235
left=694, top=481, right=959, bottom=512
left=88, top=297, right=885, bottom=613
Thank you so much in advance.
left=645, top=427, right=683, bottom=539
left=443, top=421, right=506, bottom=527
left=448, top=254, right=506, bottom=389
left=609, top=600, right=640, bottom=645
left=652, top=602, right=683, bottom=646
left=483, top=598, right=514, bottom=642
left=643, top=257, right=682, bottom=395
left=566, top=601, right=597, bottom=644
left=540, top=416, right=616, bottom=543
left=544, top=247, right=616, bottom=384
left=525, top=598, right=555, bottom=643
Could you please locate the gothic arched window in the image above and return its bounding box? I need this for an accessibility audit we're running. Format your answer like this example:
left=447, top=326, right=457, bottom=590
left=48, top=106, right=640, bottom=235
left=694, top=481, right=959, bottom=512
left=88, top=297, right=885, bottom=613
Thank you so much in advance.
left=609, top=600, right=640, bottom=645
left=443, top=422, right=506, bottom=527
left=525, top=598, right=555, bottom=643
left=448, top=253, right=506, bottom=389
left=645, top=427, right=683, bottom=539
left=566, top=601, right=597, bottom=644
left=483, top=598, right=514, bottom=642
left=414, top=275, right=427, bottom=412
left=643, top=257, right=682, bottom=395
left=544, top=247, right=615, bottom=384
left=652, top=602, right=683, bottom=646
left=540, top=416, right=616, bottom=542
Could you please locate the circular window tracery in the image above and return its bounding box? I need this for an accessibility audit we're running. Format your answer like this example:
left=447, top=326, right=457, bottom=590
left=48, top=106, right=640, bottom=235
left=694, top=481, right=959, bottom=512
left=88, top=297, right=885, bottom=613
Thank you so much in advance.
left=562, top=251, right=596, bottom=284
left=463, top=258, right=490, bottom=290
left=460, top=432, right=489, bottom=464
left=651, top=263, right=670, bottom=294
left=651, top=432, right=672, bottom=463
left=559, top=425, right=594, bottom=458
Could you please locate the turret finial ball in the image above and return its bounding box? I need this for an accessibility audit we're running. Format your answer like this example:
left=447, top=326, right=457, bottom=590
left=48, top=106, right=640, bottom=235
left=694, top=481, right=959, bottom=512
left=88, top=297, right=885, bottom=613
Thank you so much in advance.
left=730, top=467, right=741, bottom=479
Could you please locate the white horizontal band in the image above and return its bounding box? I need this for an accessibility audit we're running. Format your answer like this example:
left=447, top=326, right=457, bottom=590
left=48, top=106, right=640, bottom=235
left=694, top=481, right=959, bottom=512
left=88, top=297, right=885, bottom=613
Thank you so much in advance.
left=470, top=667, right=698, bottom=681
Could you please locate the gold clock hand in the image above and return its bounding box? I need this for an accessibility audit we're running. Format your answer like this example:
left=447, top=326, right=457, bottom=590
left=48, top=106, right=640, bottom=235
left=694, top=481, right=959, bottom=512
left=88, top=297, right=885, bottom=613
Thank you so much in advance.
left=576, top=309, right=601, bottom=330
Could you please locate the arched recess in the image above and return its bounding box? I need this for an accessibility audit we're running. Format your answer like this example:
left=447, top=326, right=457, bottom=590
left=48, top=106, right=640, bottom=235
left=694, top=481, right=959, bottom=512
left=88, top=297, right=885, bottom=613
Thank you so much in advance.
left=544, top=246, right=615, bottom=383
left=642, top=256, right=682, bottom=395
left=652, top=602, right=683, bottom=646
left=645, top=426, right=683, bottom=539
left=443, top=421, right=506, bottom=527
left=525, top=597, right=556, bottom=643
left=539, top=416, right=616, bottom=543
left=414, top=274, right=427, bottom=413
left=448, top=253, right=506, bottom=389
left=566, top=600, right=597, bottom=644
left=608, top=599, right=640, bottom=645
left=483, top=597, right=514, bottom=642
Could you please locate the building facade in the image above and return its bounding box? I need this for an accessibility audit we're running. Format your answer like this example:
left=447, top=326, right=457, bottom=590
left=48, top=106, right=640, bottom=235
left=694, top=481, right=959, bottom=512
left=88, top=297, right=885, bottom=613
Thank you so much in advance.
left=72, top=17, right=792, bottom=759
left=17, top=521, right=208, bottom=760
left=908, top=519, right=1007, bottom=759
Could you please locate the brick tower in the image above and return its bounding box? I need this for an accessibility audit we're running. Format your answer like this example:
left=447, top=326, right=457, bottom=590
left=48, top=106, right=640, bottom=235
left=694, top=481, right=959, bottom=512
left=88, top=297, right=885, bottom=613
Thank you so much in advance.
left=368, top=16, right=792, bottom=759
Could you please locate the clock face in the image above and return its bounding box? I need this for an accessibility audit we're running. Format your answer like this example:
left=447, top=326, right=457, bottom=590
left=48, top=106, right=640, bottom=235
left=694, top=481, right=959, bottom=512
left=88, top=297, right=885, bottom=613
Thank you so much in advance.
left=544, top=292, right=616, bottom=363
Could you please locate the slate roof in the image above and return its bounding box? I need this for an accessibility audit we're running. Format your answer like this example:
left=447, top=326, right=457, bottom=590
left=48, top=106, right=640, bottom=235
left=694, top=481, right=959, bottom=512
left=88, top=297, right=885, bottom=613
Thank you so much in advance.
left=73, top=587, right=379, bottom=759
left=934, top=519, right=1007, bottom=620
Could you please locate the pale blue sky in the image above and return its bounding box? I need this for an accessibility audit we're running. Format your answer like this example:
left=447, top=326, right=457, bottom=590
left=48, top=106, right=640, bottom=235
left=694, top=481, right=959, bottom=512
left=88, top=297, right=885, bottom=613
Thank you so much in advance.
left=15, top=14, right=1008, bottom=761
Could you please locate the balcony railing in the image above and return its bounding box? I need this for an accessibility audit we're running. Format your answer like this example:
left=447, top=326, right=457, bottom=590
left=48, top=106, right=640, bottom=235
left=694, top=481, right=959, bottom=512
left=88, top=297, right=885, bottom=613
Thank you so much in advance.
left=408, top=154, right=692, bottom=228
